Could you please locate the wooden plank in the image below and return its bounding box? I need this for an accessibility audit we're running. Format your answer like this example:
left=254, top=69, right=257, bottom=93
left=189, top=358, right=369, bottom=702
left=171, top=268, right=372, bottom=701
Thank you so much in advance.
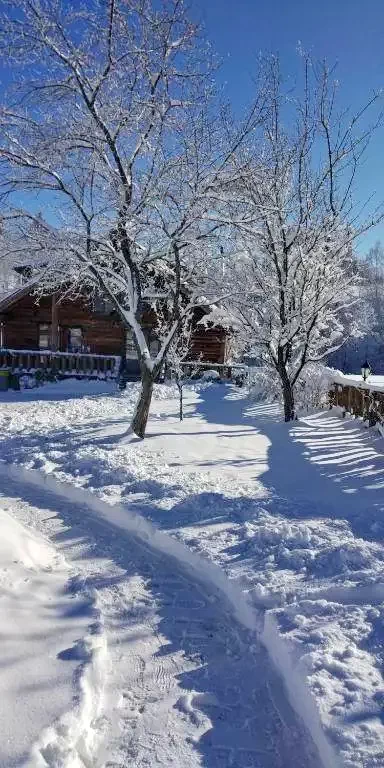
left=51, top=293, right=59, bottom=350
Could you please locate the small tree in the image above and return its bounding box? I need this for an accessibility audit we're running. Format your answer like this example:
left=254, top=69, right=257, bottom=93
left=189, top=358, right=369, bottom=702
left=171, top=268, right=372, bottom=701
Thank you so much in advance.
left=165, top=314, right=195, bottom=421
left=225, top=56, right=383, bottom=420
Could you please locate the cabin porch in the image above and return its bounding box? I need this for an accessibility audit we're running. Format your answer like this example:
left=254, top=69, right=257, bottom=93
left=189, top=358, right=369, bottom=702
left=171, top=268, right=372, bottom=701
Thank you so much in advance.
left=0, top=348, right=121, bottom=382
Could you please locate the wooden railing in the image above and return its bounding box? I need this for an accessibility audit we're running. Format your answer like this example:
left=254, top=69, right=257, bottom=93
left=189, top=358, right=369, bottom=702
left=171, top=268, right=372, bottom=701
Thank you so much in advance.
left=330, top=380, right=384, bottom=427
left=0, top=349, right=121, bottom=379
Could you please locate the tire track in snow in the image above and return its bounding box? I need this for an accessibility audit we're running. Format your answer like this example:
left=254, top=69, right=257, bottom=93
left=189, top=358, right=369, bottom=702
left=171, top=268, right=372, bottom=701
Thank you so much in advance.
left=0, top=465, right=326, bottom=768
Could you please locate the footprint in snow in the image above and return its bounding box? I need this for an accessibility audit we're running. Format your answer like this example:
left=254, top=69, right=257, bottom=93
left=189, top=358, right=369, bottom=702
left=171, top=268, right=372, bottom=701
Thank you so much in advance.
left=176, top=691, right=219, bottom=726
left=57, top=638, right=91, bottom=662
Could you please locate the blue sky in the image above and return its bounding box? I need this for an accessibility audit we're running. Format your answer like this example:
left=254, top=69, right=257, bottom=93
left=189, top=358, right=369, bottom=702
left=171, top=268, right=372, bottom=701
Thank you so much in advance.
left=2, top=0, right=384, bottom=255
left=194, top=0, right=384, bottom=254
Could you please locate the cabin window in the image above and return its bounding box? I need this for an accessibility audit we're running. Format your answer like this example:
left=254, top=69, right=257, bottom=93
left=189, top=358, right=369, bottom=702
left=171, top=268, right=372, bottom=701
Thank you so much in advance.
left=93, top=296, right=114, bottom=314
left=93, top=296, right=106, bottom=313
left=38, top=323, right=51, bottom=349
left=68, top=327, right=83, bottom=352
left=126, top=329, right=137, bottom=359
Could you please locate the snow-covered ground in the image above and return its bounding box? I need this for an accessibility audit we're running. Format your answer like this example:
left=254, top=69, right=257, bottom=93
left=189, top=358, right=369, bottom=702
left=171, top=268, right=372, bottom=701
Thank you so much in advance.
left=0, top=378, right=383, bottom=767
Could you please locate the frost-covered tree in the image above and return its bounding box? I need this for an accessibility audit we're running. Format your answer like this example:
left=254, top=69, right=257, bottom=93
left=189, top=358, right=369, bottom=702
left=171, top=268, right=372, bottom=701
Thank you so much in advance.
left=329, top=241, right=384, bottom=373
left=0, top=0, right=261, bottom=437
left=364, top=240, right=384, bottom=336
left=224, top=56, right=383, bottom=420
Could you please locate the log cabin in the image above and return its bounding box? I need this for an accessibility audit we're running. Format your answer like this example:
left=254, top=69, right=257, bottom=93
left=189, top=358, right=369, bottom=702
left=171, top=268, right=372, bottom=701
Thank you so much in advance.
left=0, top=282, right=233, bottom=381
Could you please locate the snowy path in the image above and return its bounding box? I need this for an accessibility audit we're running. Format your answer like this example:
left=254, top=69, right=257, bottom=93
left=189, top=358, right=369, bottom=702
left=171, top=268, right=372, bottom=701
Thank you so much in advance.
left=0, top=467, right=322, bottom=768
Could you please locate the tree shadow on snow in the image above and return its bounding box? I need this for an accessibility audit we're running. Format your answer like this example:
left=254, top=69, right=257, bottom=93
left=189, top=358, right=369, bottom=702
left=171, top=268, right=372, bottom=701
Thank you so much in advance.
left=193, top=385, right=384, bottom=545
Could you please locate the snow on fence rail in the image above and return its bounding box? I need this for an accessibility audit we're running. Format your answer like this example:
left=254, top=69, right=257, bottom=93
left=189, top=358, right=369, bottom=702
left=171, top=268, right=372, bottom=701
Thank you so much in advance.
left=0, top=348, right=121, bottom=379
left=330, top=373, right=384, bottom=427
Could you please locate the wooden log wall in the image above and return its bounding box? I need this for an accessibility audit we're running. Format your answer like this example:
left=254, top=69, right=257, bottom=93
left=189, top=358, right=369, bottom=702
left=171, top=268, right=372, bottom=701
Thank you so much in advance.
left=189, top=328, right=227, bottom=365
left=1, top=293, right=125, bottom=356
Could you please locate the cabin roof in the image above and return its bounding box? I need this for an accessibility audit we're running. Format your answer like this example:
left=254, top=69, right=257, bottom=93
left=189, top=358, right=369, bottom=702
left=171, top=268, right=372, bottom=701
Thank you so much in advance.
left=0, top=280, right=39, bottom=313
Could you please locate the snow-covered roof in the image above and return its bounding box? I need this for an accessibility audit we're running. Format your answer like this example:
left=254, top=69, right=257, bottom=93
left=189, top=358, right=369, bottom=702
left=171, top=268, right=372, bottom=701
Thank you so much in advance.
left=0, top=279, right=38, bottom=313
left=197, top=305, right=239, bottom=331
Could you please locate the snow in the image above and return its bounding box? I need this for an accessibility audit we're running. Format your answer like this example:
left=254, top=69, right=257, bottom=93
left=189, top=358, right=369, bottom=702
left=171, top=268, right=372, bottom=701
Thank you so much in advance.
left=0, top=378, right=383, bottom=766
left=197, top=305, right=239, bottom=331
left=0, top=503, right=99, bottom=768
left=201, top=369, right=221, bottom=380
left=0, top=468, right=320, bottom=768
left=330, top=368, right=384, bottom=393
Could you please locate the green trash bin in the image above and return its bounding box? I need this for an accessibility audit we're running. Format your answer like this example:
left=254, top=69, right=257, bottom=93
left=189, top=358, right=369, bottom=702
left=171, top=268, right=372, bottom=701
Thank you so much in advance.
left=0, top=370, right=9, bottom=392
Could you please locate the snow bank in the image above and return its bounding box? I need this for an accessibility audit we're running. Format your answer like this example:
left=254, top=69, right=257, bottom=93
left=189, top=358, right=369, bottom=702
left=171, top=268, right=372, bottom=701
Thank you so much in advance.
left=201, top=369, right=221, bottom=381
left=266, top=597, right=384, bottom=768
left=0, top=505, right=106, bottom=768
left=262, top=612, right=340, bottom=768
left=29, top=599, right=107, bottom=768
left=0, top=506, right=58, bottom=572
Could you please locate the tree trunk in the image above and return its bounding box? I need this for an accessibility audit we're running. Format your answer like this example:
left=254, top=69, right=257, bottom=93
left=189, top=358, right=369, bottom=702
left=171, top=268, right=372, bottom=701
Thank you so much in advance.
left=282, top=377, right=295, bottom=421
left=277, top=354, right=295, bottom=422
left=177, top=380, right=183, bottom=421
left=130, top=366, right=155, bottom=438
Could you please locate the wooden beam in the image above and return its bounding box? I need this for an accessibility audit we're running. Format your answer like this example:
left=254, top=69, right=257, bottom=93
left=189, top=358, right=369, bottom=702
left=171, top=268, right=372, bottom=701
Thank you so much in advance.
left=51, top=293, right=59, bottom=351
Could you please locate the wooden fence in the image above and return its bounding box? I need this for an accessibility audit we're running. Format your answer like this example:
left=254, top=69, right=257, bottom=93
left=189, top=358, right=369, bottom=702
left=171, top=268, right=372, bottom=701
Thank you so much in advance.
left=0, top=349, right=121, bottom=379
left=330, top=381, right=384, bottom=426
